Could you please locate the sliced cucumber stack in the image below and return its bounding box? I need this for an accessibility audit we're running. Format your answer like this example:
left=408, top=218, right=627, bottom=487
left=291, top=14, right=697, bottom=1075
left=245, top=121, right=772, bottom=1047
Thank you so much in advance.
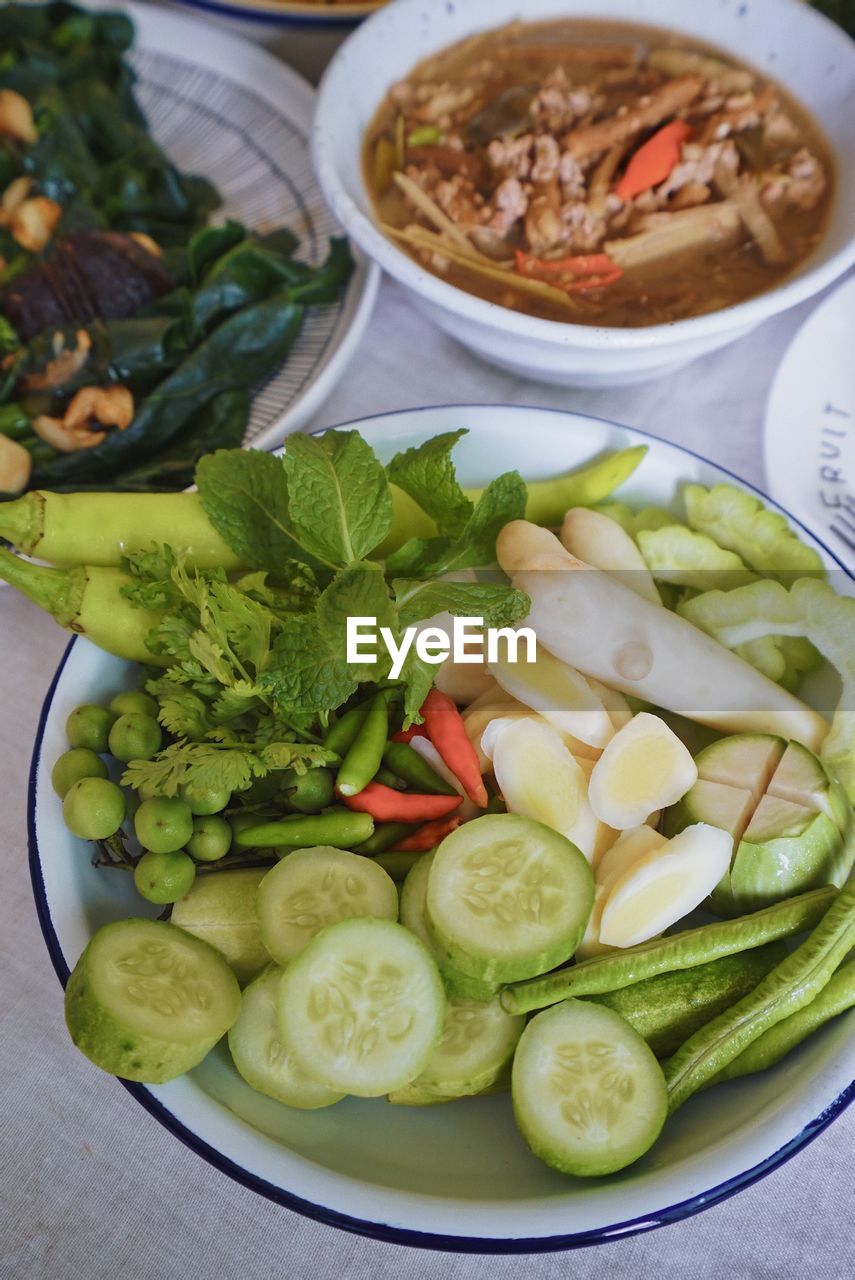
left=277, top=918, right=446, bottom=1097
left=389, top=993, right=524, bottom=1106
left=171, top=868, right=270, bottom=985
left=667, top=734, right=853, bottom=915
left=228, top=966, right=344, bottom=1109
left=65, top=918, right=241, bottom=1083
left=512, top=1000, right=667, bottom=1176
left=425, top=814, right=594, bottom=986
left=256, top=846, right=399, bottom=965
left=400, top=851, right=498, bottom=1002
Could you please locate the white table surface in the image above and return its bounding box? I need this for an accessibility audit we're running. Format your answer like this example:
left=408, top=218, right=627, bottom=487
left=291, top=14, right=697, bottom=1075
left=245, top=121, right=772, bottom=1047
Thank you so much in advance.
left=3, top=7, right=854, bottom=1274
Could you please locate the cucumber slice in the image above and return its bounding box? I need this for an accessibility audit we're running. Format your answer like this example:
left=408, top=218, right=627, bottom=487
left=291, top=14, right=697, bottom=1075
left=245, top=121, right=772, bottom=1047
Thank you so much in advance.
left=256, top=846, right=398, bottom=965
left=425, top=814, right=594, bottom=985
left=400, top=851, right=498, bottom=1002
left=228, top=966, right=344, bottom=1109
left=171, top=869, right=269, bottom=985
left=65, top=918, right=241, bottom=1083
left=277, top=918, right=445, bottom=1097
left=403, top=993, right=524, bottom=1100
left=512, top=999, right=667, bottom=1176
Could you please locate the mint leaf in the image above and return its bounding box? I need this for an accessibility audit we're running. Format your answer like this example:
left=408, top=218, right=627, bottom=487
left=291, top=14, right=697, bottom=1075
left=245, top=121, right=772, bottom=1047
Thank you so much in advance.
left=393, top=579, right=530, bottom=630
left=387, top=430, right=473, bottom=539
left=283, top=431, right=391, bottom=567
left=401, top=651, right=436, bottom=725
left=196, top=449, right=314, bottom=574
left=452, top=471, right=527, bottom=568
left=259, top=614, right=359, bottom=714
left=385, top=535, right=452, bottom=577
left=317, top=562, right=398, bottom=680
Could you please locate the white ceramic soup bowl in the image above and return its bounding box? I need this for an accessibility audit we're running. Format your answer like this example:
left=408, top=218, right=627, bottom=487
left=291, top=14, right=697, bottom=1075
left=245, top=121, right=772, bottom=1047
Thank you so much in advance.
left=313, top=0, right=855, bottom=387
left=29, top=405, right=854, bottom=1251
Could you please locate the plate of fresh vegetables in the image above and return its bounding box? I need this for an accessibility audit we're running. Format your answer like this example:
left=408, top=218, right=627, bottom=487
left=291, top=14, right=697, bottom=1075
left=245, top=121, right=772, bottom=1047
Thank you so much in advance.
left=0, top=1, right=376, bottom=496
left=13, top=405, right=855, bottom=1250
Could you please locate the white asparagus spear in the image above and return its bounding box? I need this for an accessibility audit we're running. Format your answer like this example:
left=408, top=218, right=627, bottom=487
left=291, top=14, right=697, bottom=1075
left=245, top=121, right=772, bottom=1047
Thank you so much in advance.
left=496, top=521, right=828, bottom=750
left=560, top=507, right=661, bottom=606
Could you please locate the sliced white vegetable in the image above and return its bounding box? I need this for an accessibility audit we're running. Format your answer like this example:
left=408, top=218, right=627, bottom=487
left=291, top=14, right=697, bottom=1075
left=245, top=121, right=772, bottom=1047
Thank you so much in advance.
left=586, top=677, right=634, bottom=731
left=577, top=826, right=666, bottom=960
left=588, top=712, right=698, bottom=830
left=489, top=639, right=614, bottom=749
left=696, top=733, right=785, bottom=806
left=496, top=521, right=828, bottom=749
left=463, top=700, right=531, bottom=773
left=560, top=506, right=661, bottom=605
left=599, top=822, right=733, bottom=947
left=408, top=735, right=481, bottom=822
left=484, top=717, right=601, bottom=862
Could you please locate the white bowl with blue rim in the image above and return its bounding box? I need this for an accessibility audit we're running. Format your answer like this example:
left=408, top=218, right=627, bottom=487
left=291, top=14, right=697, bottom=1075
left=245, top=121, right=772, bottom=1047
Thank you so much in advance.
left=29, top=405, right=855, bottom=1251
left=313, top=0, right=855, bottom=387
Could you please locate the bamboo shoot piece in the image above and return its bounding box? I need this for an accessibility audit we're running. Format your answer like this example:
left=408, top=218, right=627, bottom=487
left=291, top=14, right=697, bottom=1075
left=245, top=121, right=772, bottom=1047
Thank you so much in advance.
left=496, top=521, right=829, bottom=749
left=606, top=202, right=742, bottom=270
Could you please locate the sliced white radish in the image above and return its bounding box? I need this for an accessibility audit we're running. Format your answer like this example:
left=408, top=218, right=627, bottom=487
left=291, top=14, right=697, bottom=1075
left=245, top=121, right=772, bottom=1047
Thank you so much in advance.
left=560, top=507, right=661, bottom=606
left=489, top=640, right=614, bottom=749
left=496, top=521, right=829, bottom=749
left=588, top=712, right=698, bottom=830
left=485, top=717, right=601, bottom=862
left=599, top=822, right=732, bottom=948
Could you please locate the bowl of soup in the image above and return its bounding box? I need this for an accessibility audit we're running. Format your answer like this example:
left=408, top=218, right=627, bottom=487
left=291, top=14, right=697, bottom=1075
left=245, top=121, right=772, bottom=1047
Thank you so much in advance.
left=313, top=0, right=855, bottom=386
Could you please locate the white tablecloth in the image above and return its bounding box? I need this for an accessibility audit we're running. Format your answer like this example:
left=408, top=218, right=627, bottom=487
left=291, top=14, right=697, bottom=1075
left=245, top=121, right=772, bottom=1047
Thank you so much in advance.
left=2, top=274, right=853, bottom=1279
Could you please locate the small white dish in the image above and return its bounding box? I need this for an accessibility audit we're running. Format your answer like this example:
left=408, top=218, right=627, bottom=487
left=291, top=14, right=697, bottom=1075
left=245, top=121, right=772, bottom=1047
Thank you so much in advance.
left=313, top=0, right=855, bottom=388
left=29, top=405, right=855, bottom=1251
left=764, top=273, right=855, bottom=572
left=88, top=0, right=378, bottom=450
left=172, top=0, right=382, bottom=25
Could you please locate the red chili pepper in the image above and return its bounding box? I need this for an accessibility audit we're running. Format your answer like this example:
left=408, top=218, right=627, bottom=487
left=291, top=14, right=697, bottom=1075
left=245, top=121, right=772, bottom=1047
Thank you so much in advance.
left=615, top=119, right=693, bottom=201
left=391, top=816, right=461, bottom=852
left=390, top=726, right=426, bottom=744
left=515, top=250, right=617, bottom=278
left=339, top=782, right=462, bottom=823
left=563, top=268, right=625, bottom=292
left=421, top=688, right=488, bottom=808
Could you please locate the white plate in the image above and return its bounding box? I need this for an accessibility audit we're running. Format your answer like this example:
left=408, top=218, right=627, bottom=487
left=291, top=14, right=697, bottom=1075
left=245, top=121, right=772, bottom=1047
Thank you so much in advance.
left=764, top=274, right=855, bottom=571
left=29, top=406, right=855, bottom=1251
left=173, top=0, right=382, bottom=26
left=89, top=0, right=378, bottom=450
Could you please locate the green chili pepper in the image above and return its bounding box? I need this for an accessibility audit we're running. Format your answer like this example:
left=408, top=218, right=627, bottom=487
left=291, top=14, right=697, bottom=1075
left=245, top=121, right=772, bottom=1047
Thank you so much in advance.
left=501, top=886, right=837, bottom=1014
left=714, top=958, right=855, bottom=1084
left=375, top=765, right=405, bottom=790
left=323, top=701, right=371, bottom=756
left=0, top=490, right=240, bottom=570
left=665, top=880, right=855, bottom=1111
left=353, top=822, right=415, bottom=855
left=233, top=810, right=374, bottom=850
left=0, top=546, right=166, bottom=664
left=336, top=693, right=389, bottom=798
left=382, top=741, right=457, bottom=795
left=372, top=850, right=423, bottom=882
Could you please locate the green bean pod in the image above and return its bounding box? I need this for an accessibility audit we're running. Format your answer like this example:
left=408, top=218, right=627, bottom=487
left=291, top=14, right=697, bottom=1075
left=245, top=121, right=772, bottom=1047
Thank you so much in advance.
left=233, top=810, right=374, bottom=850
left=0, top=547, right=165, bottom=664
left=664, top=880, right=855, bottom=1111
left=500, top=886, right=836, bottom=1015
left=381, top=741, right=458, bottom=795
left=715, top=959, right=855, bottom=1083
left=0, top=490, right=241, bottom=569
left=372, top=850, right=424, bottom=882
left=336, top=693, right=388, bottom=797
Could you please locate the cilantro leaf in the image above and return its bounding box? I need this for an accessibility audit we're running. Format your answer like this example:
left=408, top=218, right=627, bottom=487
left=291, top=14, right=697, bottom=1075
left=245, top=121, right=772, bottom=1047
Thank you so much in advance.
left=196, top=449, right=315, bottom=574
left=259, top=614, right=359, bottom=715
left=283, top=431, right=392, bottom=567
left=393, top=578, right=530, bottom=630
left=387, top=430, right=473, bottom=539
left=121, top=738, right=332, bottom=798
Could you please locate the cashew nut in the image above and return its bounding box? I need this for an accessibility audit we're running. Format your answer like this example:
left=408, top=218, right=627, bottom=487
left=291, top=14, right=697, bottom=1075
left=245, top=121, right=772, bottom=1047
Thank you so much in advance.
left=0, top=90, right=37, bottom=145
left=32, top=385, right=135, bottom=453
left=0, top=434, right=32, bottom=494
left=24, top=329, right=92, bottom=391
left=11, top=196, right=62, bottom=252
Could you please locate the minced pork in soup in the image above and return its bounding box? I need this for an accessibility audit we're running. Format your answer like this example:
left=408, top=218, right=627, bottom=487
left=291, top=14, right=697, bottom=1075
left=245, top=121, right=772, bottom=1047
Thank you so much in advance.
left=364, top=20, right=833, bottom=327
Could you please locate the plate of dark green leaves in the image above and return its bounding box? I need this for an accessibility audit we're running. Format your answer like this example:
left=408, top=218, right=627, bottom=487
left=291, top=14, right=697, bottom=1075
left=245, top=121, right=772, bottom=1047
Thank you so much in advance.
left=0, top=0, right=377, bottom=495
